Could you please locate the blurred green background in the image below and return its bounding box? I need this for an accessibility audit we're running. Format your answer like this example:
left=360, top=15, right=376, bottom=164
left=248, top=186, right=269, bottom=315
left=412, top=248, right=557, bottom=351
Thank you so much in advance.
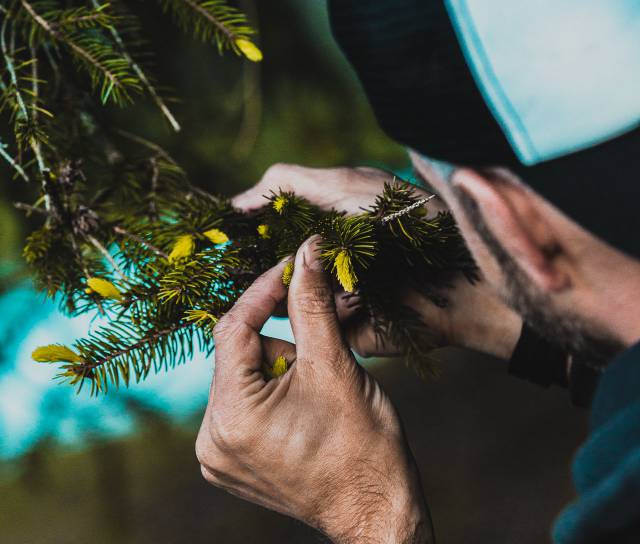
left=0, top=1, right=587, bottom=542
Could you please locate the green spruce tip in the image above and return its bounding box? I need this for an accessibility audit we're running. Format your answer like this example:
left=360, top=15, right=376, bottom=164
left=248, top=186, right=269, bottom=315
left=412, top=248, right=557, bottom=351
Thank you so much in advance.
left=4, top=2, right=475, bottom=394
left=2, top=0, right=259, bottom=337
left=25, top=180, right=477, bottom=395
left=0, top=0, right=260, bottom=181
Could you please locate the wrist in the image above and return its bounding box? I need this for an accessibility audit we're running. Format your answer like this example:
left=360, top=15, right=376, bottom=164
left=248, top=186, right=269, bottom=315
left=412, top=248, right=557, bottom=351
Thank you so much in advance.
left=321, top=491, right=431, bottom=544
left=314, top=456, right=432, bottom=543
left=449, top=293, right=522, bottom=360
left=424, top=278, right=522, bottom=360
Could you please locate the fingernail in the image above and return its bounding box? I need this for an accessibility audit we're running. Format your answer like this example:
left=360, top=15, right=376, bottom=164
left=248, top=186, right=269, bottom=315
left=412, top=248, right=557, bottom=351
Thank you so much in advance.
left=301, top=235, right=323, bottom=271
left=344, top=299, right=361, bottom=310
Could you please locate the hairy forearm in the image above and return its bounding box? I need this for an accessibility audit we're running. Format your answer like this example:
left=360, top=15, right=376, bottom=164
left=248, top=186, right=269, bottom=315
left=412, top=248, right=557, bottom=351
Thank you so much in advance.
left=322, top=501, right=433, bottom=544
left=314, top=459, right=434, bottom=544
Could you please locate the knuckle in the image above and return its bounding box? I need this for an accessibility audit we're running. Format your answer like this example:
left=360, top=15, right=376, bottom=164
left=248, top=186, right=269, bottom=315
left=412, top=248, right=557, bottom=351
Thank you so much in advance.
left=195, top=428, right=214, bottom=466
left=212, top=314, right=239, bottom=340
left=248, top=274, right=278, bottom=300
left=333, top=351, right=360, bottom=381
left=295, top=286, right=335, bottom=317
left=200, top=464, right=215, bottom=483
left=211, top=319, right=228, bottom=340
left=210, top=415, right=249, bottom=453
left=263, top=162, right=291, bottom=181
left=196, top=420, right=242, bottom=477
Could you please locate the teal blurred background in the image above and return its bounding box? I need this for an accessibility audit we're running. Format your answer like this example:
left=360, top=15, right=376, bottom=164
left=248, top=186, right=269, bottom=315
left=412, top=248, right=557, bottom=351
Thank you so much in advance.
left=0, top=2, right=587, bottom=542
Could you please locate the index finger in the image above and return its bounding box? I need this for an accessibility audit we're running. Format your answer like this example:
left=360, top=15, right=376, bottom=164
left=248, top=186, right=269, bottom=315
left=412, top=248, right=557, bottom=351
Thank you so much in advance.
left=212, top=260, right=288, bottom=376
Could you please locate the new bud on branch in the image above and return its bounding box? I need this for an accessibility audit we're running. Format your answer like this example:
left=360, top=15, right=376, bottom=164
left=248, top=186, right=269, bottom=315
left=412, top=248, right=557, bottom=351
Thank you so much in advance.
left=235, top=39, right=263, bottom=62
left=29, top=182, right=477, bottom=395
left=5, top=1, right=476, bottom=397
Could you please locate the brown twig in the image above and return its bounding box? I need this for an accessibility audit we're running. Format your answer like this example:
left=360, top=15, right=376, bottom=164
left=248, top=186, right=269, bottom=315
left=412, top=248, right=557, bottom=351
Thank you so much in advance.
left=180, top=0, right=236, bottom=41
left=148, top=157, right=159, bottom=220
left=86, top=234, right=128, bottom=281
left=80, top=323, right=191, bottom=371
left=14, top=202, right=48, bottom=215
left=113, top=226, right=169, bottom=259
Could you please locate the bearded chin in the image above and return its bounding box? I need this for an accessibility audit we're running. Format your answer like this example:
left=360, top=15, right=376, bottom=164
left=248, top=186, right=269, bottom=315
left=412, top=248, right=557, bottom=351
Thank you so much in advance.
left=503, top=264, right=623, bottom=367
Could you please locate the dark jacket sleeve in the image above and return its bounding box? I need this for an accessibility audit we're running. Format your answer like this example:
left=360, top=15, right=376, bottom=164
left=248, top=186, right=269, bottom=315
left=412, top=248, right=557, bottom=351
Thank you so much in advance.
left=553, top=342, right=640, bottom=543
left=508, top=323, right=602, bottom=408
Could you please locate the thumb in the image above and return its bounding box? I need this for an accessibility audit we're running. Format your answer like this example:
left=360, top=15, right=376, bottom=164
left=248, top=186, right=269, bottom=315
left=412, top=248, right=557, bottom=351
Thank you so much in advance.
left=288, top=236, right=347, bottom=361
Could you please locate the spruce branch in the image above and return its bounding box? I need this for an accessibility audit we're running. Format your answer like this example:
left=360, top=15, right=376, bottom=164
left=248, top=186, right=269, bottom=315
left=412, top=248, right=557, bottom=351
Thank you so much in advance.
left=31, top=181, right=478, bottom=395
left=4, top=3, right=470, bottom=396
left=14, top=201, right=46, bottom=214
left=86, top=233, right=128, bottom=281
left=381, top=194, right=437, bottom=224
left=69, top=322, right=195, bottom=394
left=115, top=129, right=176, bottom=163
left=47, top=4, right=113, bottom=32
left=113, top=226, right=169, bottom=260
left=0, top=137, right=29, bottom=180
left=19, top=0, right=141, bottom=105
left=1, top=11, right=48, bottom=189
left=180, top=0, right=238, bottom=40
left=160, top=0, right=259, bottom=56
left=90, top=0, right=181, bottom=131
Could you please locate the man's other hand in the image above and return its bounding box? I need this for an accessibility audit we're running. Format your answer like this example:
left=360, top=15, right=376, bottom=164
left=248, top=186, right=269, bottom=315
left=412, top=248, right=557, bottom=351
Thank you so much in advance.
left=196, top=236, right=432, bottom=543
left=232, top=164, right=522, bottom=361
left=232, top=163, right=407, bottom=216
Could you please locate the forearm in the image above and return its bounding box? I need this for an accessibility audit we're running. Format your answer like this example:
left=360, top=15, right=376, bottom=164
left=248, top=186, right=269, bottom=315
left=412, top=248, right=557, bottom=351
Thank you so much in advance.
left=332, top=517, right=433, bottom=544
left=320, top=499, right=433, bottom=544
left=407, top=275, right=522, bottom=361
left=447, top=284, right=522, bottom=360
left=315, top=457, right=434, bottom=544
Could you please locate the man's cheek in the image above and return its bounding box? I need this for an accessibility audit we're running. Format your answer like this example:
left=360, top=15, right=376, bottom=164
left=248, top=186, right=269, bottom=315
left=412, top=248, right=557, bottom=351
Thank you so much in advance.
left=460, top=217, right=502, bottom=280
left=438, top=193, right=506, bottom=299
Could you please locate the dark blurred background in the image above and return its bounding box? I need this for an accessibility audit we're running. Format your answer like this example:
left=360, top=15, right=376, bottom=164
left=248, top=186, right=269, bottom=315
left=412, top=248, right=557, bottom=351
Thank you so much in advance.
left=0, top=1, right=587, bottom=542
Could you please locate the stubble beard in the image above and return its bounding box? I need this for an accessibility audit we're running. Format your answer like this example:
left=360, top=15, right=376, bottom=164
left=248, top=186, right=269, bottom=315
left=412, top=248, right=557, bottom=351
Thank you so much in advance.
left=454, top=187, right=624, bottom=367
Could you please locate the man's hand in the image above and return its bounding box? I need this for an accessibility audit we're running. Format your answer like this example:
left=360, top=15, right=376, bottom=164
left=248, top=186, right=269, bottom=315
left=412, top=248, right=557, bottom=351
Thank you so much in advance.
left=233, top=163, right=522, bottom=361
left=232, top=163, right=404, bottom=215
left=196, top=237, right=433, bottom=543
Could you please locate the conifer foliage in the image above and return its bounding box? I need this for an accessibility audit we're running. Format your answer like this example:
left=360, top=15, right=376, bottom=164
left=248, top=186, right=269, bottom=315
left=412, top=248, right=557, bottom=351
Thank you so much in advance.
left=2, top=2, right=477, bottom=394
left=30, top=181, right=477, bottom=395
